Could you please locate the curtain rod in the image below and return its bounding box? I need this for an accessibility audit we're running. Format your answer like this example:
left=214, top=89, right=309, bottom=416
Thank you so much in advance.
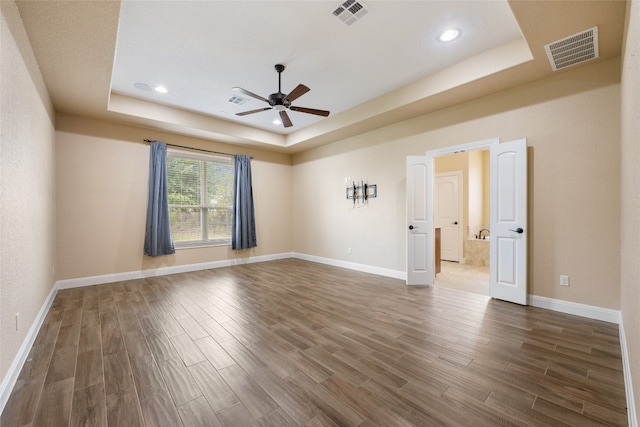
left=143, top=139, right=252, bottom=159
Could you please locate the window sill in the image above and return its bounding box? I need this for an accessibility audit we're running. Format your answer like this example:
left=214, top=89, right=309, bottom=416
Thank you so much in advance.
left=174, top=241, right=231, bottom=250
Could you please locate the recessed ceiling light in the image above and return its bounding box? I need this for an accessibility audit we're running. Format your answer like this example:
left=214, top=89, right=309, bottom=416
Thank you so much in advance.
left=134, top=82, right=151, bottom=91
left=154, top=86, right=168, bottom=94
left=439, top=28, right=460, bottom=42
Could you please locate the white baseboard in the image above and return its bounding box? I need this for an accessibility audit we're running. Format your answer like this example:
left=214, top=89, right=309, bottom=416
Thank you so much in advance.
left=0, top=282, right=58, bottom=414
left=56, top=252, right=295, bottom=289
left=528, top=295, right=621, bottom=324
left=620, top=319, right=638, bottom=427
left=292, top=252, right=406, bottom=280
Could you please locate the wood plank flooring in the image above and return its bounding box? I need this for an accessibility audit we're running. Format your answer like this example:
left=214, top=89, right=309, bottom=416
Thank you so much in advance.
left=1, top=258, right=628, bottom=426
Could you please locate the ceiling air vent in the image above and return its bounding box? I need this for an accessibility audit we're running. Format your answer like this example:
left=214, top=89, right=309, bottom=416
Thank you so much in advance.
left=332, top=0, right=369, bottom=26
left=228, top=95, right=249, bottom=105
left=544, top=26, right=599, bottom=71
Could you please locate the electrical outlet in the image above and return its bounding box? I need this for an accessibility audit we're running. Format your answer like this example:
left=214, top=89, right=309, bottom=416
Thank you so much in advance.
left=560, top=275, right=570, bottom=287
left=348, top=248, right=352, bottom=254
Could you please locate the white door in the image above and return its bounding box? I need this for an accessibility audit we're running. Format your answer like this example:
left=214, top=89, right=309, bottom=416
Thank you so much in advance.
left=490, top=139, right=528, bottom=305
left=435, top=173, right=461, bottom=262
left=406, top=156, right=433, bottom=285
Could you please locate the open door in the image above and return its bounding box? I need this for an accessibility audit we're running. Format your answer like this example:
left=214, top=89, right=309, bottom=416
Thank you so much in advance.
left=490, top=139, right=528, bottom=305
left=406, top=156, right=433, bottom=285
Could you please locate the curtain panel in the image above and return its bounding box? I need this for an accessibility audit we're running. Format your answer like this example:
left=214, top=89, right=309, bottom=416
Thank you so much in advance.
left=144, top=141, right=175, bottom=256
left=232, top=155, right=257, bottom=250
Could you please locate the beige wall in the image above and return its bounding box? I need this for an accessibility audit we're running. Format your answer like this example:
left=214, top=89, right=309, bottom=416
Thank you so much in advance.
left=0, top=2, right=56, bottom=380
left=467, top=149, right=484, bottom=232
left=55, top=114, right=292, bottom=280
left=482, top=150, right=490, bottom=225
left=293, top=56, right=621, bottom=310
left=620, top=0, right=640, bottom=417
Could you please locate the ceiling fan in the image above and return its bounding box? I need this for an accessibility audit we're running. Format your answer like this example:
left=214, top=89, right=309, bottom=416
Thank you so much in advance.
left=233, top=64, right=330, bottom=128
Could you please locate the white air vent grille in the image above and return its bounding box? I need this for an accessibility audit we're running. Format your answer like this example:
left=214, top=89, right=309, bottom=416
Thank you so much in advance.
left=544, top=26, right=599, bottom=71
left=228, top=96, right=249, bottom=105
left=332, top=0, right=369, bottom=26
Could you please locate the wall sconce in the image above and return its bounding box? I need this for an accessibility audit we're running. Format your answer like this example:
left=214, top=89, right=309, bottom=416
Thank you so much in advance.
left=345, top=177, right=377, bottom=206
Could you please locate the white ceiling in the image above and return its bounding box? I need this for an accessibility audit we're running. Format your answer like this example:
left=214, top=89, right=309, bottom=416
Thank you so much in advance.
left=15, top=0, right=627, bottom=153
left=111, top=1, right=523, bottom=134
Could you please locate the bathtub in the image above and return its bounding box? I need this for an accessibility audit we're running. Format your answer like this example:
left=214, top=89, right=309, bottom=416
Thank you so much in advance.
left=466, top=238, right=490, bottom=267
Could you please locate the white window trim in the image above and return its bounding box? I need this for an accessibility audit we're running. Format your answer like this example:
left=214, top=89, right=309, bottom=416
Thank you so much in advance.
left=167, top=149, right=233, bottom=248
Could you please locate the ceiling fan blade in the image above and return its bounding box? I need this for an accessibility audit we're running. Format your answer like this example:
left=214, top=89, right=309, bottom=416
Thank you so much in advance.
left=236, top=107, right=272, bottom=116
left=279, top=110, right=293, bottom=128
left=289, top=106, right=330, bottom=117
left=283, top=84, right=310, bottom=103
left=232, top=87, right=271, bottom=104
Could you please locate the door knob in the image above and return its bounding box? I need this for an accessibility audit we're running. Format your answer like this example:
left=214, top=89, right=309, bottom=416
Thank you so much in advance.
left=409, top=225, right=417, bottom=230
left=452, top=221, right=458, bottom=225
left=509, top=227, right=524, bottom=234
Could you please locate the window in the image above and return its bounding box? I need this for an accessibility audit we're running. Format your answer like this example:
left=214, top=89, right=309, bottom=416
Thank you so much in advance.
left=167, top=151, right=234, bottom=246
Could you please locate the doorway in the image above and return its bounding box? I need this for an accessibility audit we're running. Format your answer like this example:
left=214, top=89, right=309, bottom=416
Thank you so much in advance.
left=406, top=138, right=527, bottom=305
left=434, top=151, right=490, bottom=295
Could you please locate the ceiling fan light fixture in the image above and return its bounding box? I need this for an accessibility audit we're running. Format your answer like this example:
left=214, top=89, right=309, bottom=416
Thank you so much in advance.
left=439, top=28, right=460, bottom=42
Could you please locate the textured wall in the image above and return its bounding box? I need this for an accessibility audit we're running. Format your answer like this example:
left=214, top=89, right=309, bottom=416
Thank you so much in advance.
left=292, top=57, right=621, bottom=310
left=0, top=2, right=56, bottom=380
left=620, top=0, right=640, bottom=421
left=55, top=114, right=292, bottom=280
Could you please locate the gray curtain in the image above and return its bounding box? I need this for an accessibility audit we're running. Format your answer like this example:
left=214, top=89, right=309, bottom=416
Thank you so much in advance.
left=144, top=141, right=175, bottom=256
left=232, top=155, right=257, bottom=250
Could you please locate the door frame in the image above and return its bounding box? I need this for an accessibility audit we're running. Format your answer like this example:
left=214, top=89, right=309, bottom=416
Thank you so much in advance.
left=435, top=171, right=463, bottom=263
left=425, top=138, right=499, bottom=284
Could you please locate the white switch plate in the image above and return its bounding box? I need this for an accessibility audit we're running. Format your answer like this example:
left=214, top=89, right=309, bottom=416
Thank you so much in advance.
left=560, top=275, right=570, bottom=286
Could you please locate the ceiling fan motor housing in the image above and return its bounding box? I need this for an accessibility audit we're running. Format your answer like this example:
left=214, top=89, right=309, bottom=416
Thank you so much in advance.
left=269, top=92, right=289, bottom=107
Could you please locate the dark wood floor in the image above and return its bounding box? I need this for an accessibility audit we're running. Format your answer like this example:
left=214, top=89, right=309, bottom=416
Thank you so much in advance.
left=1, top=259, right=628, bottom=426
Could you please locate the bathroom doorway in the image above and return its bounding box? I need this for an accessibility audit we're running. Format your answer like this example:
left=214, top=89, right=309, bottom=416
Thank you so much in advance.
left=434, top=149, right=490, bottom=295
